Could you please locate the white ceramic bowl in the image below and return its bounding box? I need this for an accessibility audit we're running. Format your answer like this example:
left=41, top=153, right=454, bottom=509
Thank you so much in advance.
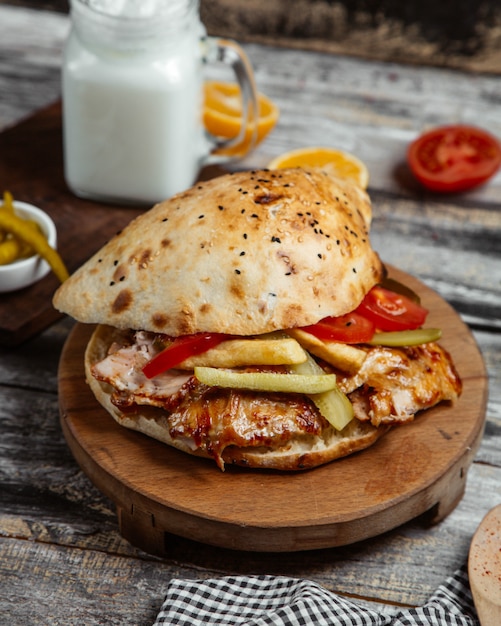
left=0, top=201, right=57, bottom=293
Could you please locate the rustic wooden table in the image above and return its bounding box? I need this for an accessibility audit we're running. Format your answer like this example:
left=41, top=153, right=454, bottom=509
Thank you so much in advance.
left=1, top=4, right=500, bottom=625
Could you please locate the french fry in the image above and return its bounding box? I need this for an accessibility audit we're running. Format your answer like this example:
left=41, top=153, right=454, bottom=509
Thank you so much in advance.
left=287, top=328, right=367, bottom=374
left=178, top=335, right=307, bottom=369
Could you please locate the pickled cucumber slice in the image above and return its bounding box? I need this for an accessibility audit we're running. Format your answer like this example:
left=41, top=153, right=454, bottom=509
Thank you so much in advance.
left=309, top=386, right=354, bottom=432
left=290, top=354, right=354, bottom=431
left=194, top=366, right=337, bottom=394
left=370, top=328, right=442, bottom=347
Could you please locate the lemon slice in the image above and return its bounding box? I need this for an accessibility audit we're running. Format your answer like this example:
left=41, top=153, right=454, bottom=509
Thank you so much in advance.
left=267, top=146, right=369, bottom=189
left=203, top=80, right=279, bottom=156
left=194, top=367, right=337, bottom=394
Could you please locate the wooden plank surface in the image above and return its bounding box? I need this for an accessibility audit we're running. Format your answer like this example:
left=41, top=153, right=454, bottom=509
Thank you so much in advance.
left=3, top=0, right=501, bottom=74
left=0, top=4, right=500, bottom=625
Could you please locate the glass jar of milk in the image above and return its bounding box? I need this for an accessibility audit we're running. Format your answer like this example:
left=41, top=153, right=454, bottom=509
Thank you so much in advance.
left=62, top=0, right=258, bottom=205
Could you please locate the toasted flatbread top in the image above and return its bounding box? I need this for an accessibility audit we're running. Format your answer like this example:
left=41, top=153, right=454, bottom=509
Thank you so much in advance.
left=53, top=168, right=383, bottom=336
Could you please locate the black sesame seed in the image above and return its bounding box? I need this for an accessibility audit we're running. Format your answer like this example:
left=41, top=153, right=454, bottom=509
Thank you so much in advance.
left=251, top=214, right=258, bottom=218
left=271, top=236, right=281, bottom=243
left=110, top=281, right=115, bottom=286
left=218, top=205, right=224, bottom=211
left=235, top=269, right=241, bottom=274
left=162, top=217, right=168, bottom=222
left=113, top=260, right=118, bottom=266
left=240, top=251, right=246, bottom=256
left=243, top=233, right=248, bottom=239
left=198, top=215, right=204, bottom=219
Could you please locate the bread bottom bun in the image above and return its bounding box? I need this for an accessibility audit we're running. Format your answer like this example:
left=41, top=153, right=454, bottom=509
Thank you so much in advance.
left=84, top=325, right=389, bottom=471
left=221, top=419, right=389, bottom=470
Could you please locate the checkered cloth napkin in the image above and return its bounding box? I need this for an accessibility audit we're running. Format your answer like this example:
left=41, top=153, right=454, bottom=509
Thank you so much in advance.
left=153, top=563, right=479, bottom=625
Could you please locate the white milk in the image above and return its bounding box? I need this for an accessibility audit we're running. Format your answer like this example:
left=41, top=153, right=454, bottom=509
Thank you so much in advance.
left=62, top=0, right=207, bottom=205
left=62, top=0, right=259, bottom=205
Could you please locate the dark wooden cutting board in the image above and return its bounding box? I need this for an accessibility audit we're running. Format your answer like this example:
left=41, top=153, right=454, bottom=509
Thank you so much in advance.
left=0, top=102, right=144, bottom=345
left=0, top=101, right=224, bottom=346
left=58, top=267, right=488, bottom=554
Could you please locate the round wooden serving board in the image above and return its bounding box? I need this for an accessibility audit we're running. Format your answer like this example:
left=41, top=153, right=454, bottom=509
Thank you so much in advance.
left=58, top=268, right=487, bottom=555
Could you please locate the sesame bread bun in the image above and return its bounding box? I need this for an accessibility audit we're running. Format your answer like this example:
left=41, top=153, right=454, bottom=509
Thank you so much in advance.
left=53, top=168, right=383, bottom=336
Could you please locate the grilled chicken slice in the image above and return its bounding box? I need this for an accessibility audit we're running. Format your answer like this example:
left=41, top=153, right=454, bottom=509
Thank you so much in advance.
left=335, top=343, right=462, bottom=426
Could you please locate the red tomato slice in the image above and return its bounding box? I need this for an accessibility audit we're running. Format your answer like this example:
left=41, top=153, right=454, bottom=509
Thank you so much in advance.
left=142, top=333, right=229, bottom=379
left=408, top=125, right=501, bottom=192
left=301, top=312, right=375, bottom=344
left=356, top=286, right=428, bottom=332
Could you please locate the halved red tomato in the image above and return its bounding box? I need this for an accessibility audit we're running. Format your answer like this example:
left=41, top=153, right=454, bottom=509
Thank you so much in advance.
left=408, top=125, right=501, bottom=192
left=356, top=286, right=428, bottom=332
left=301, top=312, right=375, bottom=344
left=142, top=333, right=229, bottom=379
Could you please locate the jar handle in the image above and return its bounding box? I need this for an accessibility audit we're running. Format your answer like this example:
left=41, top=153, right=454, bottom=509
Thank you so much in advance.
left=202, top=37, right=259, bottom=163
